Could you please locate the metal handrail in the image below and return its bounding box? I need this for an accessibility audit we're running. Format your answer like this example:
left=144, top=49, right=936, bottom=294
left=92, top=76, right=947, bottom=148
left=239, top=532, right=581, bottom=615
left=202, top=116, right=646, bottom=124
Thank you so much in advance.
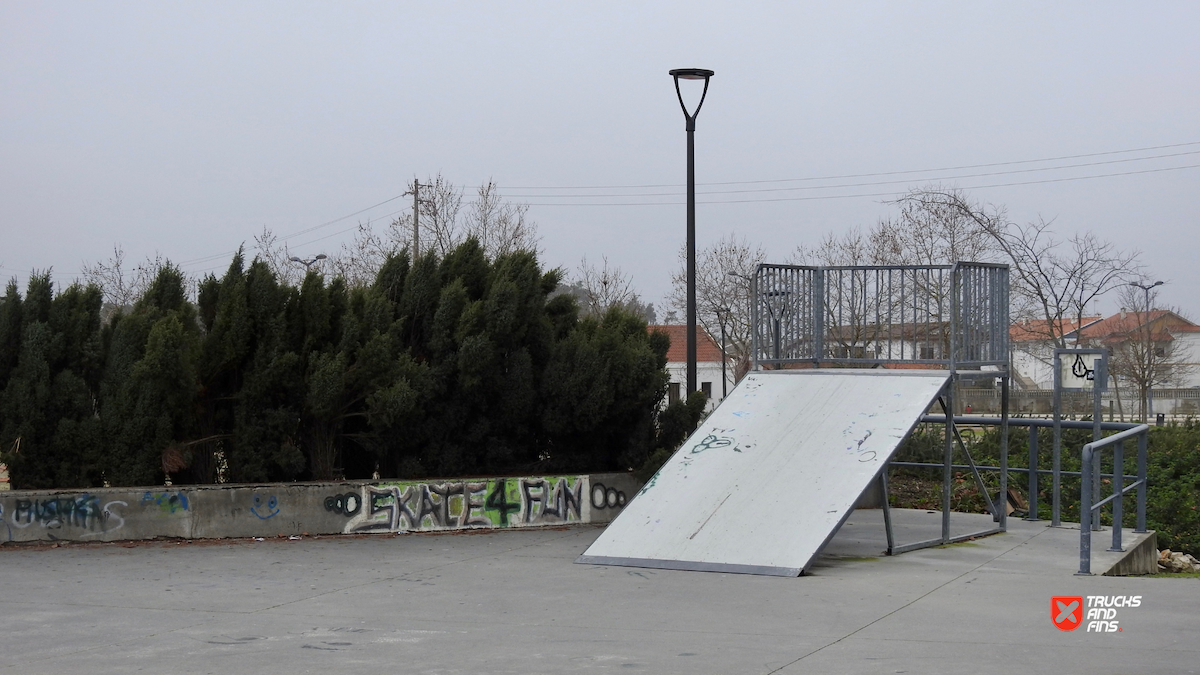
left=1077, top=424, right=1149, bottom=575
left=907, top=414, right=1150, bottom=575
left=751, top=262, right=1009, bottom=370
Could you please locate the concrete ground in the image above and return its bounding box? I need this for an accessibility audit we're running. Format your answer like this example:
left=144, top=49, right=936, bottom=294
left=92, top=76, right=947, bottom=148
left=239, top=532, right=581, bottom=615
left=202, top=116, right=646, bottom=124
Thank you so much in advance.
left=0, top=509, right=1195, bottom=675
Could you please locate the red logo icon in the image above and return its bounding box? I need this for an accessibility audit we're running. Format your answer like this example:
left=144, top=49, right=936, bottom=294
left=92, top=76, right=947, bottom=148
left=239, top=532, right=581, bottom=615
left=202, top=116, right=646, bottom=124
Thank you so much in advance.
left=1052, top=596, right=1084, bottom=631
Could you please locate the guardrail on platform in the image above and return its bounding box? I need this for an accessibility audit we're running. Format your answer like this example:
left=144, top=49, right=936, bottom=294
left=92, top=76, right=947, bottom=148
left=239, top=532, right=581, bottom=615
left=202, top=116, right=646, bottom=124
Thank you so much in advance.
left=1078, top=424, right=1149, bottom=575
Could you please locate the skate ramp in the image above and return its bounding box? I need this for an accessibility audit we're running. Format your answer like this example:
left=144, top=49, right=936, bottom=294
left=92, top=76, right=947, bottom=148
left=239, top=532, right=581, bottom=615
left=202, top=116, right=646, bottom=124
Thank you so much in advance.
left=577, top=369, right=950, bottom=576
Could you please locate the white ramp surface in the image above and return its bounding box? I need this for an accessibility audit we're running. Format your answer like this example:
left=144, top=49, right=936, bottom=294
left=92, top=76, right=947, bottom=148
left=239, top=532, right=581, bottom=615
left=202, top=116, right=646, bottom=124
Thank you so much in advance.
left=578, top=369, right=949, bottom=576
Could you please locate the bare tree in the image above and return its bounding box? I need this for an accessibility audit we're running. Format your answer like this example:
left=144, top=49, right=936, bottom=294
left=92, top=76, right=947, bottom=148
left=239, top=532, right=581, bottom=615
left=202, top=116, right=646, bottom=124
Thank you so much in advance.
left=561, top=256, right=656, bottom=322
left=253, top=226, right=304, bottom=288
left=881, top=186, right=1003, bottom=266
left=466, top=180, right=540, bottom=258
left=421, top=173, right=466, bottom=259
left=82, top=245, right=139, bottom=310
left=793, top=226, right=893, bottom=267
left=669, top=234, right=765, bottom=380
left=83, top=245, right=183, bottom=319
left=326, top=220, right=408, bottom=288
left=1101, top=284, right=1196, bottom=422
left=406, top=174, right=538, bottom=261
left=259, top=175, right=538, bottom=290
left=898, top=188, right=1140, bottom=349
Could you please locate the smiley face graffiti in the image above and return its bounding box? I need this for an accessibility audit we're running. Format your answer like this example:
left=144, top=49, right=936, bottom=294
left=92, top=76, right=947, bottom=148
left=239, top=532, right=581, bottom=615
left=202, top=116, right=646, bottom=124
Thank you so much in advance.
left=250, top=493, right=280, bottom=520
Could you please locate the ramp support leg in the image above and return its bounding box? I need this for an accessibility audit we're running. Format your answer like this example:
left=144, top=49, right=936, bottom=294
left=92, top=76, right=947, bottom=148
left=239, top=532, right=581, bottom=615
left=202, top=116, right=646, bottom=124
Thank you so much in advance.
left=939, top=393, right=953, bottom=544
left=999, top=374, right=1010, bottom=531
left=880, top=470, right=895, bottom=555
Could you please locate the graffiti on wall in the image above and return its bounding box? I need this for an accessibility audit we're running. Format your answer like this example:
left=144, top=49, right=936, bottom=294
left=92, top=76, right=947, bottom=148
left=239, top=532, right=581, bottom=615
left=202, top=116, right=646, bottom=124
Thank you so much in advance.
left=1, top=473, right=632, bottom=543
left=326, top=477, right=585, bottom=534
left=590, top=482, right=626, bottom=510
left=141, top=491, right=190, bottom=514
left=250, top=493, right=280, bottom=520
left=1, top=494, right=127, bottom=540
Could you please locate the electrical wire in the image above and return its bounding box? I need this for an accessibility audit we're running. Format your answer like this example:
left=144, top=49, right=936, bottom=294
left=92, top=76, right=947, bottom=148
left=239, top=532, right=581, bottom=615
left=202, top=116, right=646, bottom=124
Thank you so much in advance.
left=521, top=163, right=1200, bottom=206
left=8, top=140, right=1198, bottom=282
left=176, top=193, right=408, bottom=266
left=503, top=140, right=1200, bottom=190
left=504, top=150, right=1200, bottom=199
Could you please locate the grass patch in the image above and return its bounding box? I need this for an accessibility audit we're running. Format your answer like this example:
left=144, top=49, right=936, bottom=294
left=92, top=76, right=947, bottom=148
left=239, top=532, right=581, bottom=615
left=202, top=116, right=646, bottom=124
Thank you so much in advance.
left=1146, top=571, right=1200, bottom=579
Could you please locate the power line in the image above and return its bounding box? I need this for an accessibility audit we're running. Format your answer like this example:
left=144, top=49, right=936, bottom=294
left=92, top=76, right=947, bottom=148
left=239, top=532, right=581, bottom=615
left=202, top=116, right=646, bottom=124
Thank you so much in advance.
left=174, top=192, right=408, bottom=265
left=504, top=150, right=1200, bottom=199
left=13, top=140, right=1200, bottom=281
left=503, top=140, right=1200, bottom=190
left=521, top=163, right=1200, bottom=206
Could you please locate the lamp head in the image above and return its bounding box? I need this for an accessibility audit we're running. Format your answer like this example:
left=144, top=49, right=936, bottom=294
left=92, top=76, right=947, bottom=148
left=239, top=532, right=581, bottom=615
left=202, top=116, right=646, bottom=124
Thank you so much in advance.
left=289, top=256, right=302, bottom=263
left=669, top=68, right=715, bottom=81
left=669, top=68, right=715, bottom=128
left=315, top=254, right=328, bottom=261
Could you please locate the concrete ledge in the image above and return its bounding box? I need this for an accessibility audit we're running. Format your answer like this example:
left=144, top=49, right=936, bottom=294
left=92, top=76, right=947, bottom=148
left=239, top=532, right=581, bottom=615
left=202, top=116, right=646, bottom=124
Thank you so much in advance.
left=0, top=472, right=639, bottom=544
left=1100, top=530, right=1158, bottom=576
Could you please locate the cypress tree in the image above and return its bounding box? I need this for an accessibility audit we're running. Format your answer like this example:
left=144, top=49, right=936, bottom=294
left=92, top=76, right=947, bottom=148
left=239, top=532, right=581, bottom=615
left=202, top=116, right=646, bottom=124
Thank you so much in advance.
left=0, top=274, right=104, bottom=488
left=100, top=264, right=200, bottom=486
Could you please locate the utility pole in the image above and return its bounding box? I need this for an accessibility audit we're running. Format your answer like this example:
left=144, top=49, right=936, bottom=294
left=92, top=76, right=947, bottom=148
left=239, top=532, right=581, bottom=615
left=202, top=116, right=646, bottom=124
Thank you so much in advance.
left=406, top=178, right=431, bottom=258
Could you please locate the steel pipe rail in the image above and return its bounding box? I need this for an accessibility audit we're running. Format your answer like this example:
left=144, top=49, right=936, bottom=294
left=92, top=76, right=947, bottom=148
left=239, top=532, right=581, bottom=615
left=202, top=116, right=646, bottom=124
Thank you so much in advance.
left=1077, top=424, right=1149, bottom=575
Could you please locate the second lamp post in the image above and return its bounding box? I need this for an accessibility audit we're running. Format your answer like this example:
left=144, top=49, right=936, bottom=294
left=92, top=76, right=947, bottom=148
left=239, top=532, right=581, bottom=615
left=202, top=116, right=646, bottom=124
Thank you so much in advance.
left=669, top=67, right=714, bottom=395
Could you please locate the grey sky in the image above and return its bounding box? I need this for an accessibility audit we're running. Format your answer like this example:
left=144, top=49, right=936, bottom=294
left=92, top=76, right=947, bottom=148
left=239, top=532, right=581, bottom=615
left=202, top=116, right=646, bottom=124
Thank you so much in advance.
left=2, top=2, right=1197, bottom=315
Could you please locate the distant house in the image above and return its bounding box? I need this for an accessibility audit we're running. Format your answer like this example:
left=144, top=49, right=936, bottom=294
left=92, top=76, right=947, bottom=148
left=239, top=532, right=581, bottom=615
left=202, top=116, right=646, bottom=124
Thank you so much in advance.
left=649, top=325, right=733, bottom=411
left=1075, top=309, right=1200, bottom=389
left=1008, top=316, right=1102, bottom=389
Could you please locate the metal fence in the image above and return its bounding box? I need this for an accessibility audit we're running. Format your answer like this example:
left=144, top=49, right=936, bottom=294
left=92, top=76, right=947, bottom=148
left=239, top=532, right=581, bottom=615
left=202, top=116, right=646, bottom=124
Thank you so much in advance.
left=751, top=262, right=1009, bottom=372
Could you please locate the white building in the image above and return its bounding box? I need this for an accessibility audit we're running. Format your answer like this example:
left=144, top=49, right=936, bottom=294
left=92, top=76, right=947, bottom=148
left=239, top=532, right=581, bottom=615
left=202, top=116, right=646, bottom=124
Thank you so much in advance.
left=649, top=325, right=734, bottom=412
left=1008, top=317, right=1102, bottom=389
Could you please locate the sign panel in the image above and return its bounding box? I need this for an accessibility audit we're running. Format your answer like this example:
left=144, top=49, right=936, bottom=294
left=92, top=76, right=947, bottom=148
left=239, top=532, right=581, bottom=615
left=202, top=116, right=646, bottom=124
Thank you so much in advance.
left=1055, top=349, right=1108, bottom=392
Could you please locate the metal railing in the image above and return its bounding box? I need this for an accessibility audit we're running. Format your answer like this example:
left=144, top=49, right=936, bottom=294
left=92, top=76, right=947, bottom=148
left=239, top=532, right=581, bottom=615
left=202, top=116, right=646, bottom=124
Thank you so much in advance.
left=915, top=415, right=1149, bottom=575
left=1078, top=424, right=1149, bottom=575
left=752, top=262, right=1009, bottom=372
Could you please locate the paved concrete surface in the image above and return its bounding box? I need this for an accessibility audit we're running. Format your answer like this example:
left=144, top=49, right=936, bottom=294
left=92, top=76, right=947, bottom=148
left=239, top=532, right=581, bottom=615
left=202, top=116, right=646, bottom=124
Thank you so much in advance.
left=0, top=509, right=1195, bottom=674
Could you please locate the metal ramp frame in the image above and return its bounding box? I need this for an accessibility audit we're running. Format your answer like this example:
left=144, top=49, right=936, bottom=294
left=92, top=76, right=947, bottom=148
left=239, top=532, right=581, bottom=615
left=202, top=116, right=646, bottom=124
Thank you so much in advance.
left=579, top=262, right=1014, bottom=576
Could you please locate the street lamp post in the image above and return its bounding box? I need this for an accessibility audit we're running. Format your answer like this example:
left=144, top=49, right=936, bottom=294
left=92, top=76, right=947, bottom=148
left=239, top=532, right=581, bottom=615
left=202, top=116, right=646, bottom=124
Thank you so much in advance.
left=1130, top=280, right=1164, bottom=422
left=289, top=254, right=328, bottom=271
left=715, top=306, right=730, bottom=398
left=669, top=68, right=714, bottom=395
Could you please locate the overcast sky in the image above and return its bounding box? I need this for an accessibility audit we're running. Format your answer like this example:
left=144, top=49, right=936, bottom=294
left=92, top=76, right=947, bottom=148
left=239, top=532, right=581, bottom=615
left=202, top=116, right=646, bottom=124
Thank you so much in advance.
left=2, top=2, right=1197, bottom=317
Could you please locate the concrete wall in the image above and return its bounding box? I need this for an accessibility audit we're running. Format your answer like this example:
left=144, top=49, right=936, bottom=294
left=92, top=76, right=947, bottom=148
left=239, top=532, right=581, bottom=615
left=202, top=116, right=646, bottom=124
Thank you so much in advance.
left=958, top=386, right=1200, bottom=419
left=0, top=472, right=640, bottom=544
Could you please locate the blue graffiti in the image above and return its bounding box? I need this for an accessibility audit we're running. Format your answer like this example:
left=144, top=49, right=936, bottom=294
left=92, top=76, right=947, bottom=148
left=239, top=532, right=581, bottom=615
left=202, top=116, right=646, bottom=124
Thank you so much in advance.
left=141, top=491, right=189, bottom=514
left=250, top=493, right=279, bottom=520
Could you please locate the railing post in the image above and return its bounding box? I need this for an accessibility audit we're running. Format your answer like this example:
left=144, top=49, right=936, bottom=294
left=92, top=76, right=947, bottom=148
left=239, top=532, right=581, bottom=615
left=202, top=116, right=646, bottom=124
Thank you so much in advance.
left=1078, top=443, right=1093, bottom=575
left=942, top=392, right=953, bottom=544
left=999, top=374, right=1009, bottom=530
left=1026, top=426, right=1039, bottom=521
left=1091, top=443, right=1103, bottom=531
left=812, top=269, right=824, bottom=365
left=1135, top=430, right=1148, bottom=533
left=1109, top=440, right=1124, bottom=552
left=1052, top=353, right=1062, bottom=527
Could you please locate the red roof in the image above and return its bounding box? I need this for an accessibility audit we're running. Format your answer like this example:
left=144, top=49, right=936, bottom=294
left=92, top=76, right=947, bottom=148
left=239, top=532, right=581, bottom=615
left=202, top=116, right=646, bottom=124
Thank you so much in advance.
left=1077, top=310, right=1193, bottom=343
left=648, top=325, right=726, bottom=363
left=1010, top=317, right=1101, bottom=342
